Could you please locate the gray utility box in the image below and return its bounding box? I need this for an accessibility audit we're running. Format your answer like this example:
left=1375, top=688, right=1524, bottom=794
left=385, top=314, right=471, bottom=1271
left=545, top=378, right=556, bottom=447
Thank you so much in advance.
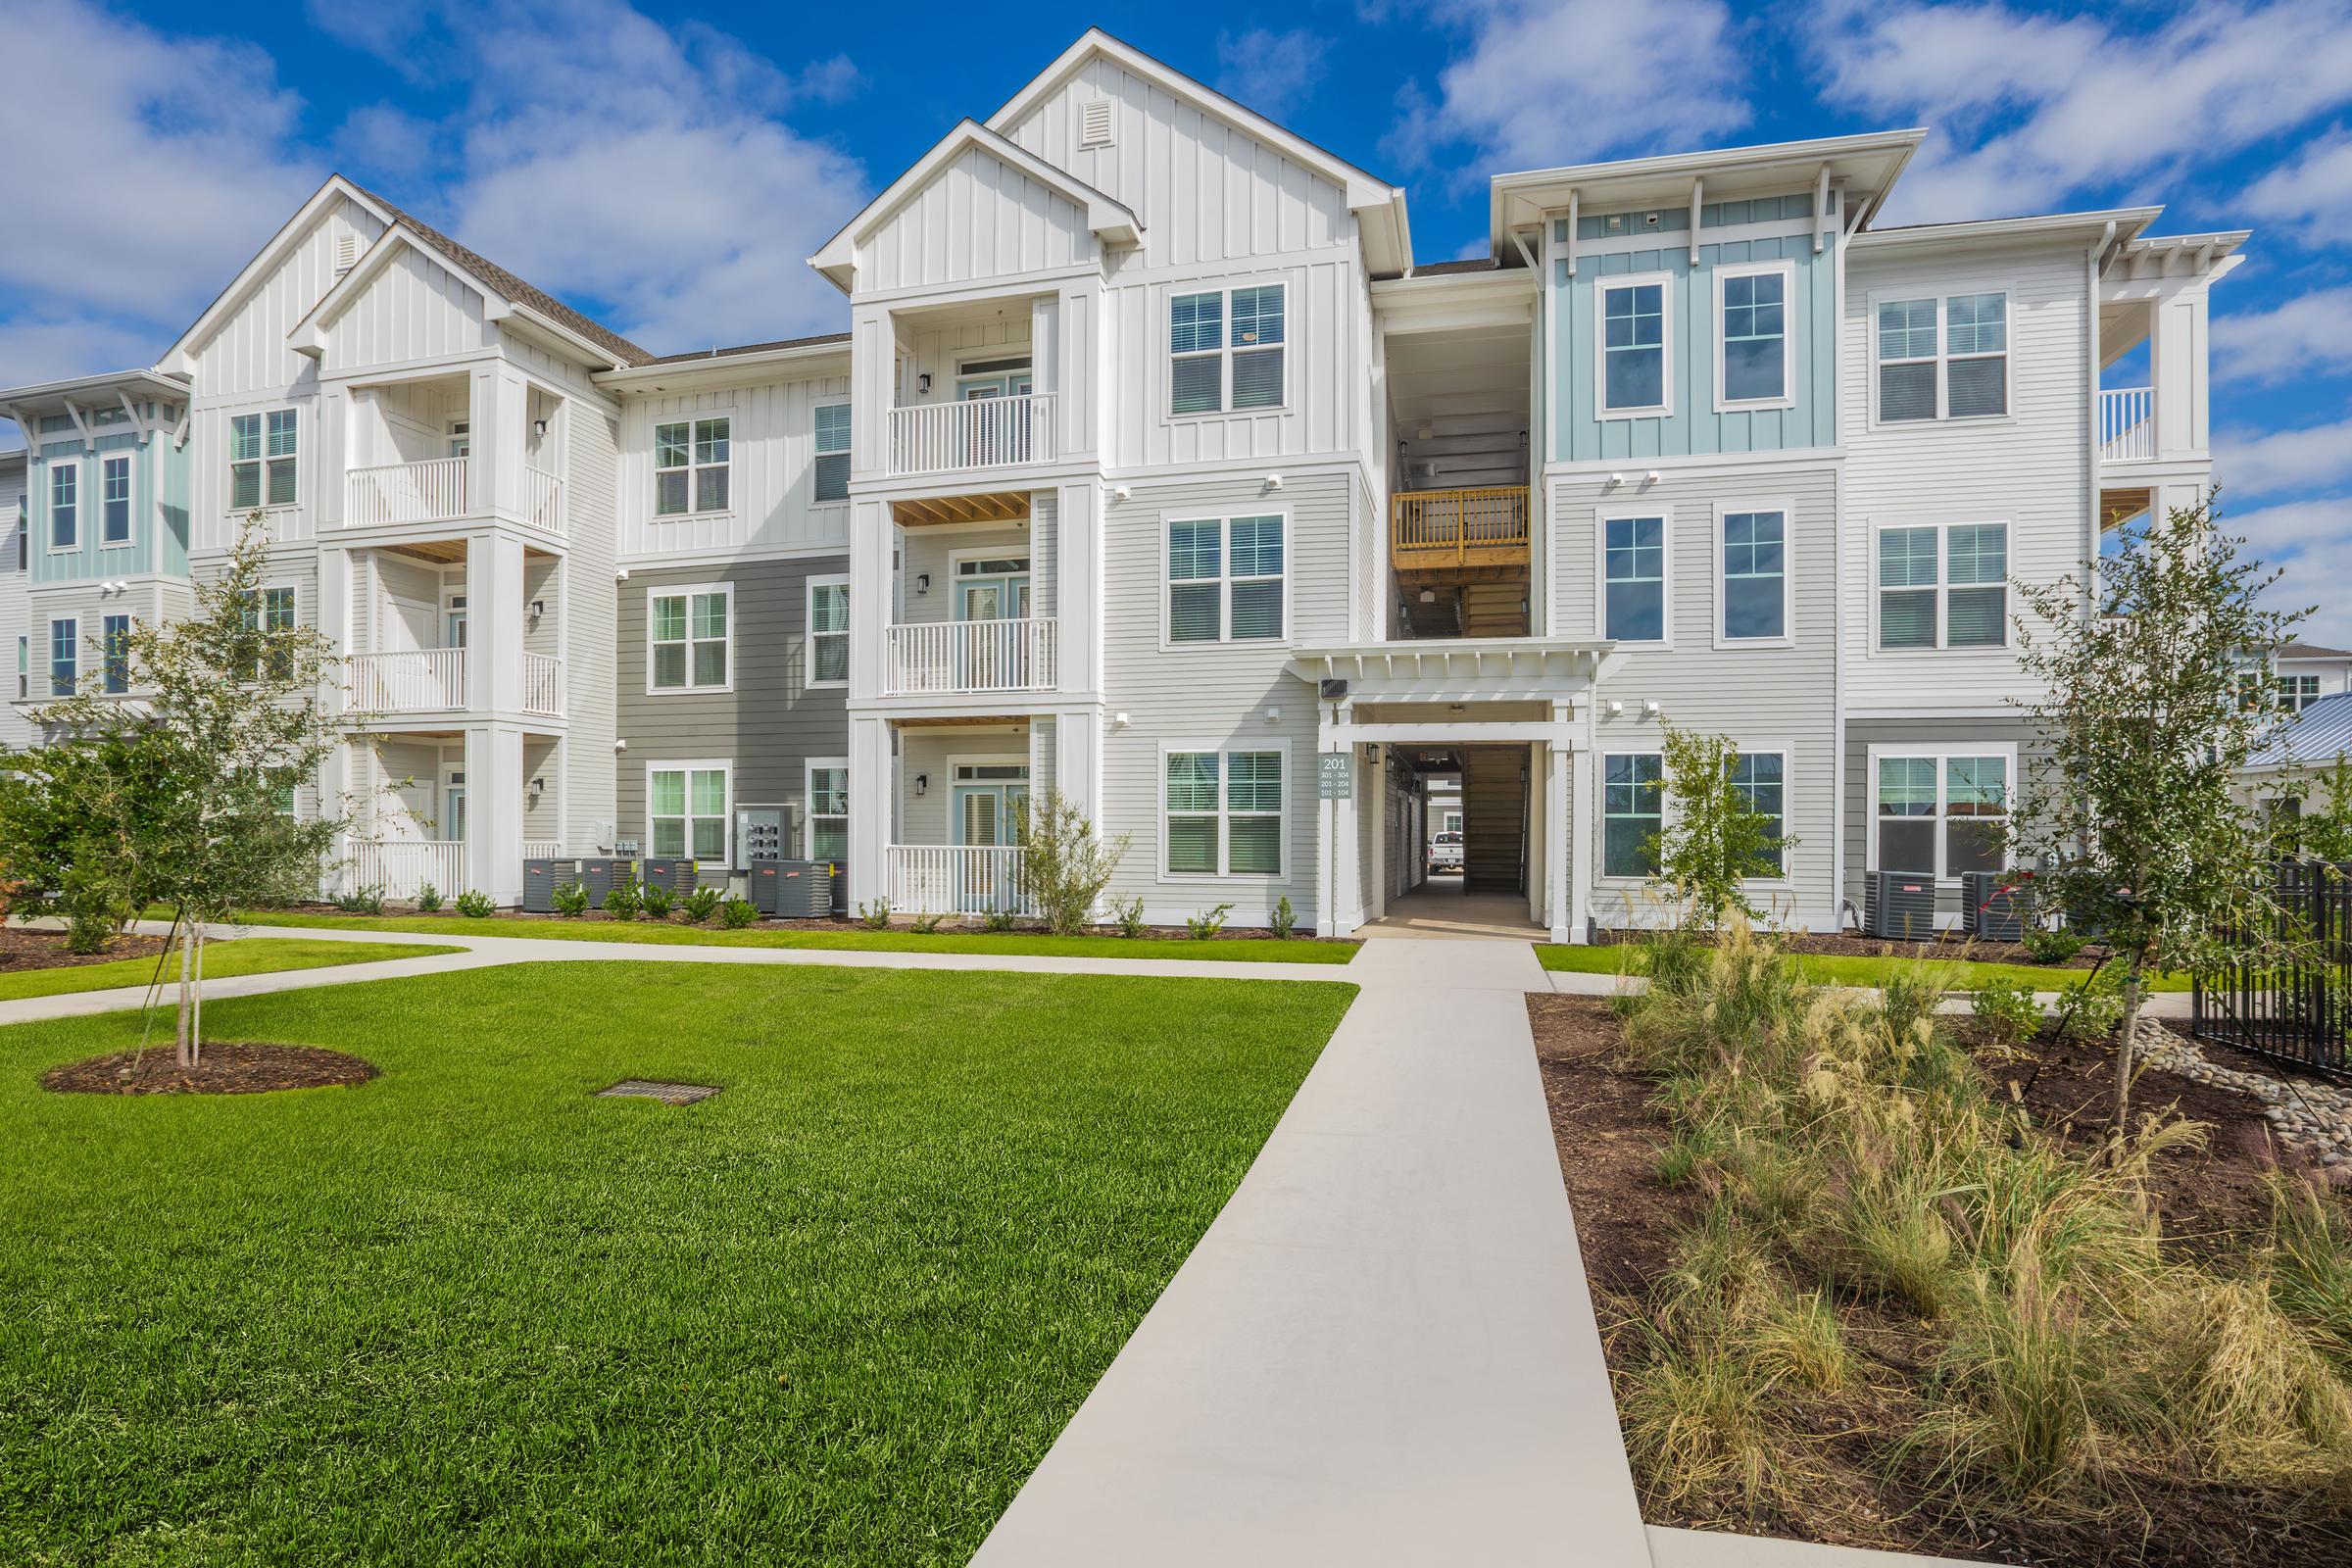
left=579, top=858, right=634, bottom=903
left=1962, top=870, right=2032, bottom=942
left=522, top=858, right=579, bottom=914
left=750, top=860, right=833, bottom=918
left=638, top=858, right=698, bottom=895
left=1866, top=869, right=1938, bottom=941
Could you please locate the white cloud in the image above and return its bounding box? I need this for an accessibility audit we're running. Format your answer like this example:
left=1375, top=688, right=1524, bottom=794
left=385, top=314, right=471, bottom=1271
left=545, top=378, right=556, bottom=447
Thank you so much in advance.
left=1808, top=0, right=2352, bottom=222
left=2243, top=128, right=2352, bottom=245
left=2217, top=416, right=2352, bottom=498
left=2226, top=494, right=2352, bottom=646
left=1215, top=28, right=1331, bottom=118
left=2214, top=285, right=2352, bottom=384
left=1386, top=0, right=1750, bottom=177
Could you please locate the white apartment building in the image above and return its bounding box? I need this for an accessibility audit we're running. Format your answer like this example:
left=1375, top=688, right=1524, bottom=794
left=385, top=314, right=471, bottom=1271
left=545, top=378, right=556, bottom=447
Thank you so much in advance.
left=0, top=29, right=2245, bottom=940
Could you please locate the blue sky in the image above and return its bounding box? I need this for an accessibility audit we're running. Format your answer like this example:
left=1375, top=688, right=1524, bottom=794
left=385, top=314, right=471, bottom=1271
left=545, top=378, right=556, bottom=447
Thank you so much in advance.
left=2, top=0, right=2348, bottom=638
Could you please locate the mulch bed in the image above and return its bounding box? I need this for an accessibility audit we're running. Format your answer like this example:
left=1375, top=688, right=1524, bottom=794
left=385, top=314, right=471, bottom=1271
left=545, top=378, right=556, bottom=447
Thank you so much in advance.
left=283, top=903, right=1359, bottom=947
left=0, top=926, right=170, bottom=975
left=43, top=1043, right=378, bottom=1096
left=1591, top=925, right=2112, bottom=971
left=1527, top=991, right=2352, bottom=1567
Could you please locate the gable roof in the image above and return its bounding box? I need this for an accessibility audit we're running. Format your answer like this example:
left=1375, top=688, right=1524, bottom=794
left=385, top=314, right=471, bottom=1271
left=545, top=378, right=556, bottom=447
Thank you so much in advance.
left=2279, top=640, right=2352, bottom=661
left=809, top=119, right=1141, bottom=293
left=2248, top=691, right=2352, bottom=773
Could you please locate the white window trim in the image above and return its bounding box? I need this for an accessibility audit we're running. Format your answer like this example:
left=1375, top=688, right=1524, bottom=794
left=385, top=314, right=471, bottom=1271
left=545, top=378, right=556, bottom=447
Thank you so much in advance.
left=1712, top=258, right=1797, bottom=413
left=644, top=581, right=734, bottom=696
left=1594, top=504, right=1674, bottom=649
left=1155, top=739, right=1292, bottom=883
left=1868, top=518, right=2012, bottom=654
left=1164, top=277, right=1292, bottom=422
left=1158, top=511, right=1294, bottom=651
left=805, top=756, right=849, bottom=861
left=1594, top=747, right=1665, bottom=886
left=811, top=403, right=851, bottom=506
left=1712, top=499, right=1796, bottom=650
left=806, top=571, right=849, bottom=690
left=1867, top=287, right=2016, bottom=429
left=1727, top=743, right=1796, bottom=888
left=645, top=759, right=731, bottom=865
left=49, top=615, right=78, bottom=696
left=1592, top=270, right=1676, bottom=419
left=227, top=407, right=301, bottom=514
left=1592, top=740, right=1797, bottom=889
left=47, top=460, right=79, bottom=553
left=652, top=411, right=736, bottom=520
left=1863, top=741, right=2018, bottom=883
left=99, top=453, right=134, bottom=548
left=943, top=753, right=1031, bottom=847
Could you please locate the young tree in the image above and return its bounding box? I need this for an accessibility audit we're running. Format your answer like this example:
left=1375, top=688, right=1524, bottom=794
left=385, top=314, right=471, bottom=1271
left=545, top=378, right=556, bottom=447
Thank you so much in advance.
left=2008, top=493, right=2307, bottom=1148
left=1011, top=789, right=1131, bottom=934
left=37, top=514, right=347, bottom=1064
left=1647, top=722, right=1794, bottom=929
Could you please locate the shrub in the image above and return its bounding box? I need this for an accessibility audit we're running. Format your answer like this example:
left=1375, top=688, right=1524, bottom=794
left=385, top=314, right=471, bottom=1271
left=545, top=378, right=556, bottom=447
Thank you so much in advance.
left=1970, top=979, right=2045, bottom=1051
left=2052, top=964, right=2125, bottom=1042
left=639, top=882, right=674, bottom=920
left=454, top=889, right=494, bottom=918
left=1013, top=790, right=1131, bottom=934
left=1270, top=895, right=1297, bottom=939
left=551, top=881, right=590, bottom=917
left=2022, top=925, right=2086, bottom=965
left=1109, top=897, right=1147, bottom=939
left=981, top=906, right=1017, bottom=933
left=334, top=883, right=386, bottom=916
left=718, top=896, right=758, bottom=929
left=603, top=880, right=642, bottom=920
left=1648, top=722, right=1796, bottom=929
left=1185, top=903, right=1232, bottom=939
left=413, top=882, right=444, bottom=913
left=910, top=911, right=944, bottom=934
left=680, top=885, right=720, bottom=924
left=857, top=899, right=892, bottom=930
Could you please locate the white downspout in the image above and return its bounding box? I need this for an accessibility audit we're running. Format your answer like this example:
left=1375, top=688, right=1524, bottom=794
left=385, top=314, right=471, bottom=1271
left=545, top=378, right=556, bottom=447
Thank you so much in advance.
left=2086, top=220, right=2116, bottom=616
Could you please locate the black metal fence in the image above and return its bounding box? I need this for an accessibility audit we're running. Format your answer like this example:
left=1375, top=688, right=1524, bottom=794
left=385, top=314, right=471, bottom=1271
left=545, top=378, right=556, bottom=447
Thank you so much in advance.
left=2191, top=860, right=2351, bottom=1077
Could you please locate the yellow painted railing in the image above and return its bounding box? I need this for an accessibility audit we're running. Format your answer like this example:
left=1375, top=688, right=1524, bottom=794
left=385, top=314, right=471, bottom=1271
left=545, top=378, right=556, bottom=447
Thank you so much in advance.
left=1391, top=486, right=1530, bottom=561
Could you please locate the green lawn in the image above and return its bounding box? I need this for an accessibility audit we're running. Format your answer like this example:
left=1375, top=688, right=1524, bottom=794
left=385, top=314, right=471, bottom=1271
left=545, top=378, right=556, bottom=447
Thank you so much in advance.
left=0, top=961, right=1351, bottom=1565
left=202, top=906, right=1362, bottom=964
left=1536, top=941, right=2193, bottom=992
left=0, top=937, right=465, bottom=1002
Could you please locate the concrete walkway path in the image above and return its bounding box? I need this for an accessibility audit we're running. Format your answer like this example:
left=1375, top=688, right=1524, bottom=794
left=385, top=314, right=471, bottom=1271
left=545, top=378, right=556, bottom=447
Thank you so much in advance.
left=972, top=936, right=1650, bottom=1566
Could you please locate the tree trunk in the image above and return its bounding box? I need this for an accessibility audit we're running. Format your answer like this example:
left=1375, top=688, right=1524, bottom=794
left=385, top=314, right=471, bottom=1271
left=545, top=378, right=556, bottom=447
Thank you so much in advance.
left=2109, top=956, right=2147, bottom=1155
left=174, top=917, right=195, bottom=1069
left=190, top=926, right=206, bottom=1066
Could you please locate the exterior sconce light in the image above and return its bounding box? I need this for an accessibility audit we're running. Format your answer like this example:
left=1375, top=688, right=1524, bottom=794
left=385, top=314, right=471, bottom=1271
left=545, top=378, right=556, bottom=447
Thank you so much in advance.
left=1604, top=700, right=1624, bottom=717
left=1113, top=711, right=1131, bottom=728
left=615, top=568, right=629, bottom=582
left=613, top=738, right=628, bottom=751
left=1605, top=471, right=1624, bottom=487
left=1365, top=745, right=1382, bottom=765
left=915, top=572, right=930, bottom=594
left=529, top=599, right=545, bottom=617
left=1643, top=699, right=1662, bottom=717
left=1112, top=484, right=1131, bottom=500
left=529, top=777, right=545, bottom=797
left=1643, top=469, right=1660, bottom=484
left=1264, top=473, right=1284, bottom=490
left=533, top=418, right=549, bottom=438
left=914, top=773, right=929, bottom=796
left=917, top=373, right=933, bottom=394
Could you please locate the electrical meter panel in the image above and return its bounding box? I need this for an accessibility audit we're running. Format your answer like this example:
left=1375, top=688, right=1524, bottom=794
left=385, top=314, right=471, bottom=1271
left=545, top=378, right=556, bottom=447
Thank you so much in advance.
left=737, top=808, right=785, bottom=865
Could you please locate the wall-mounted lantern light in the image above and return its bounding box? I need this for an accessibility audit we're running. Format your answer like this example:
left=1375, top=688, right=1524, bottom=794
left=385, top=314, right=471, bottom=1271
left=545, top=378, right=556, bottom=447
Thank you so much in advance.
left=915, top=572, right=930, bottom=594
left=914, top=773, right=929, bottom=796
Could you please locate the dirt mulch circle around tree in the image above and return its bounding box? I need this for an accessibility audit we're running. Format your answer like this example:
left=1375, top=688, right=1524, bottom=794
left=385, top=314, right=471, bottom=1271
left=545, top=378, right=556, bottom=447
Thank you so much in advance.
left=1526, top=991, right=2352, bottom=1568
left=42, top=1042, right=379, bottom=1096
left=0, top=925, right=171, bottom=975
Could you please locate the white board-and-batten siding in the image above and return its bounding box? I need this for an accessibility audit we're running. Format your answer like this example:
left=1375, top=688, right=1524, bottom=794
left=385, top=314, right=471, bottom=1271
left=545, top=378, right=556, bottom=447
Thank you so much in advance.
left=859, top=147, right=1097, bottom=294
left=615, top=373, right=852, bottom=562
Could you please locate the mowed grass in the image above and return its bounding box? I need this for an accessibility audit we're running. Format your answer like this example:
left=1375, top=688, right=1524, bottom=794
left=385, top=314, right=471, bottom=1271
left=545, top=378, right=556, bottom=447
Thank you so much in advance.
left=1536, top=942, right=2191, bottom=992
left=203, top=907, right=1362, bottom=964
left=0, top=937, right=464, bottom=1002
left=0, top=961, right=1352, bottom=1565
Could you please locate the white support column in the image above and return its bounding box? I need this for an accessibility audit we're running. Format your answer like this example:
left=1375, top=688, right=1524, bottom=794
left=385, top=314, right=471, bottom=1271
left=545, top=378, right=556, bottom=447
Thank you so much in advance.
left=1056, top=481, right=1100, bottom=697
left=465, top=529, right=524, bottom=717
left=1547, top=734, right=1572, bottom=945
left=846, top=498, right=893, bottom=702
left=1053, top=707, right=1102, bottom=822
left=847, top=714, right=892, bottom=911
left=2150, top=282, right=2211, bottom=461
left=1331, top=746, right=1360, bottom=937
left=1568, top=745, right=1594, bottom=943
left=465, top=723, right=524, bottom=906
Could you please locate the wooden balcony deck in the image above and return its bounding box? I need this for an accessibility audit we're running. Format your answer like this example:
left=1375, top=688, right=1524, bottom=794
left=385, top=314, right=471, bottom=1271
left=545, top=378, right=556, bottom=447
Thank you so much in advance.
left=1392, top=486, right=1531, bottom=580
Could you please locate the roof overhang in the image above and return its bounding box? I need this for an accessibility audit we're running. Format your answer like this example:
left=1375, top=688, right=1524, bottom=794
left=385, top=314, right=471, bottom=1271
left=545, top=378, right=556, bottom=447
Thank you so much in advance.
left=1856, top=206, right=2164, bottom=254
left=808, top=118, right=1142, bottom=295
left=1372, top=267, right=1537, bottom=333
left=162, top=174, right=394, bottom=375
left=1288, top=639, right=1614, bottom=703
left=595, top=336, right=853, bottom=393
left=287, top=226, right=512, bottom=361
left=0, top=368, right=193, bottom=448
left=1490, top=129, right=1926, bottom=254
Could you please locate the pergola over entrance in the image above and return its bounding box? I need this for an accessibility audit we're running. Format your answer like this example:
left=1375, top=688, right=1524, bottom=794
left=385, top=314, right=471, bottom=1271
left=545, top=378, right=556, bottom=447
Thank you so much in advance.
left=1286, top=640, right=1619, bottom=944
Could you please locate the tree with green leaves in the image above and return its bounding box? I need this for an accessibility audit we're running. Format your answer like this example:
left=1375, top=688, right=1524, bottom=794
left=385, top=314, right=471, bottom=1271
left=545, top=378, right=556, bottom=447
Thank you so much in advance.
left=0, top=731, right=180, bottom=953
left=2273, top=756, right=2352, bottom=864
left=2008, top=493, right=2307, bottom=1148
left=32, top=514, right=347, bottom=1064
left=1647, top=722, right=1795, bottom=929
left=1011, top=789, right=1130, bottom=934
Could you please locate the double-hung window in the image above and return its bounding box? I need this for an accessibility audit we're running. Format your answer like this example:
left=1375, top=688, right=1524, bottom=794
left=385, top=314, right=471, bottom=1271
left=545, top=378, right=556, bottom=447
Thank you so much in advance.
left=229, top=410, right=298, bottom=509
left=649, top=764, right=728, bottom=860
left=49, top=464, right=76, bottom=549
left=813, top=405, right=850, bottom=502
left=1601, top=753, right=1663, bottom=877
left=1874, top=752, right=2009, bottom=878
left=101, top=456, right=131, bottom=545
left=240, top=586, right=295, bottom=679
left=1602, top=514, right=1667, bottom=642
left=1165, top=748, right=1284, bottom=876
left=649, top=586, right=730, bottom=692
left=102, top=613, right=131, bottom=693
left=654, top=416, right=730, bottom=516
left=1728, top=753, right=1787, bottom=874
left=2279, top=673, right=2323, bottom=712
left=807, top=576, right=848, bottom=687
left=1720, top=509, right=1787, bottom=641
left=1877, top=293, right=2009, bottom=421
left=1878, top=522, right=2007, bottom=650
left=1599, top=275, right=1669, bottom=414
left=1167, top=514, right=1285, bottom=643
left=14, top=636, right=24, bottom=700
left=48, top=617, right=76, bottom=696
left=1168, top=283, right=1286, bottom=415
left=1717, top=264, right=1790, bottom=406
left=806, top=760, right=848, bottom=860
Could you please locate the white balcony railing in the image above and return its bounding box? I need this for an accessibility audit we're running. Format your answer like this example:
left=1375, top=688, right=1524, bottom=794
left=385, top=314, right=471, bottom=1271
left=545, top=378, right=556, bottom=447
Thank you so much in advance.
left=347, top=458, right=469, bottom=526
left=523, top=466, right=564, bottom=535
left=883, top=617, right=1057, bottom=695
left=523, top=653, right=564, bottom=717
left=351, top=649, right=467, bottom=712
left=347, top=839, right=465, bottom=902
left=887, top=845, right=1034, bottom=916
left=887, top=392, right=1055, bottom=477
left=2099, top=386, right=2154, bottom=463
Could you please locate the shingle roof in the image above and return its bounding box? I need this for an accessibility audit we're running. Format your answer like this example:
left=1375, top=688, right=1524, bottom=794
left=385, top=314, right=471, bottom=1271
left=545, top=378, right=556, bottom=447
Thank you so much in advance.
left=2279, top=640, right=2352, bottom=661
left=352, top=184, right=657, bottom=368
left=642, top=332, right=852, bottom=366
left=2248, top=691, right=2352, bottom=770
left=1410, top=258, right=1501, bottom=276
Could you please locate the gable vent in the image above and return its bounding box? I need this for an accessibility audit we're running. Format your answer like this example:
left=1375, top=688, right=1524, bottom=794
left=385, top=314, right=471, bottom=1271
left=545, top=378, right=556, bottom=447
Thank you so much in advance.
left=1080, top=98, right=1114, bottom=150
left=334, top=233, right=358, bottom=277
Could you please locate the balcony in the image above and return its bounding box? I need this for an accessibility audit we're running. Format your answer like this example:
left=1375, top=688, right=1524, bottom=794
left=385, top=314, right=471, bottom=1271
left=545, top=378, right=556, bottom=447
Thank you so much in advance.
left=343, top=459, right=565, bottom=535
left=887, top=393, right=1055, bottom=478
left=351, top=649, right=466, bottom=712
left=523, top=653, right=564, bottom=718
left=1391, top=487, right=1531, bottom=575
left=2099, top=387, right=2154, bottom=464
left=886, top=844, right=1034, bottom=916
left=883, top=618, right=1057, bottom=696
left=346, top=838, right=465, bottom=902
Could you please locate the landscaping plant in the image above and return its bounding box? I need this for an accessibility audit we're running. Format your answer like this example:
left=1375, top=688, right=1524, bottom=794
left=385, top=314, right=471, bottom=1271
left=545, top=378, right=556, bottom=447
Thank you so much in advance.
left=1271, top=895, right=1298, bottom=939
left=454, top=890, right=494, bottom=919
left=1185, top=903, right=1233, bottom=939
left=1646, top=722, right=1794, bottom=929
left=1012, top=790, right=1131, bottom=935
left=2008, top=494, right=2309, bottom=1147
left=413, top=883, right=444, bottom=914
left=602, top=881, right=642, bottom=920
left=333, top=884, right=386, bottom=916
left=2020, top=924, right=2085, bottom=965
left=717, top=896, right=759, bottom=929
left=981, top=906, right=1017, bottom=933
left=910, top=912, right=945, bottom=934
left=680, top=885, right=721, bottom=924
left=1110, top=897, right=1147, bottom=939
left=639, top=882, right=674, bottom=920
left=0, top=730, right=179, bottom=954
left=1969, top=978, right=2045, bottom=1052
left=858, top=899, right=892, bottom=930
left=551, top=882, right=590, bottom=917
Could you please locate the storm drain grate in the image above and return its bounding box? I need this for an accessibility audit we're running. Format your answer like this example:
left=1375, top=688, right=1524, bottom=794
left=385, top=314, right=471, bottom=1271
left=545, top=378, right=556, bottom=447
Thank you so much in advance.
left=596, top=1079, right=720, bottom=1105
